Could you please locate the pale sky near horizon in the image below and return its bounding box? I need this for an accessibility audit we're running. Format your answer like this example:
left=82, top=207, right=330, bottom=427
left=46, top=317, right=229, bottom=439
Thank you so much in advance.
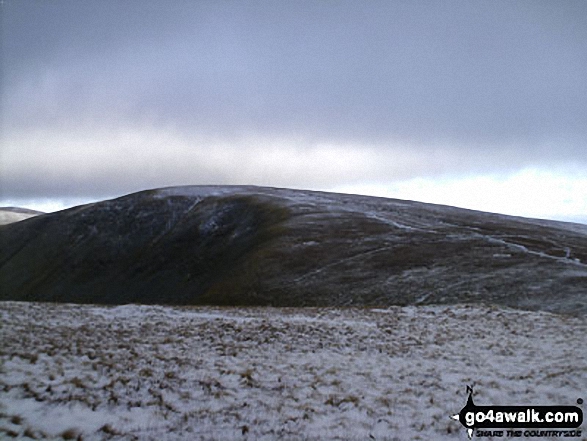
left=1, top=1, right=586, bottom=223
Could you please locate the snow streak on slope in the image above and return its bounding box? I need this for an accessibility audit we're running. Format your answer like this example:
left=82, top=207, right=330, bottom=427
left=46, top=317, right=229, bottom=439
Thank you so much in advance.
left=1, top=302, right=585, bottom=440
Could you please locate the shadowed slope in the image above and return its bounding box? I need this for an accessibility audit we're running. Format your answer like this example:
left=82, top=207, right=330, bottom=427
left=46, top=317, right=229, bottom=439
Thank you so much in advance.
left=1, top=186, right=586, bottom=313
left=0, top=190, right=288, bottom=305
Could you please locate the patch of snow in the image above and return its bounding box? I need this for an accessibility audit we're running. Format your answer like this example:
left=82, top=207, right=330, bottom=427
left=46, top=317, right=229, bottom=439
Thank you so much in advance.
left=484, top=236, right=587, bottom=268
left=364, top=211, right=423, bottom=232
left=0, top=211, right=40, bottom=225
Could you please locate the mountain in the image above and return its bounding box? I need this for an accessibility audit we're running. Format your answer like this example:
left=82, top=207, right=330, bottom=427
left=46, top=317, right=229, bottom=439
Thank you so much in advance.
left=0, top=207, right=43, bottom=225
left=1, top=186, right=585, bottom=314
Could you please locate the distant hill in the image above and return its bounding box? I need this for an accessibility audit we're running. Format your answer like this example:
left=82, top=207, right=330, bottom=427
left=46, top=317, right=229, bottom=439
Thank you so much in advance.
left=0, top=207, right=44, bottom=225
left=0, top=186, right=585, bottom=314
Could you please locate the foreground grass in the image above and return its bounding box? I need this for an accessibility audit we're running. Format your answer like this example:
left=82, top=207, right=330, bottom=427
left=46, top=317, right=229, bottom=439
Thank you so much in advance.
left=0, top=302, right=585, bottom=440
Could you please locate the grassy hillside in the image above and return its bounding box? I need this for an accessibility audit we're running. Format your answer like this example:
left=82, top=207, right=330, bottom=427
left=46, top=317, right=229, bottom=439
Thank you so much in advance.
left=1, top=186, right=586, bottom=314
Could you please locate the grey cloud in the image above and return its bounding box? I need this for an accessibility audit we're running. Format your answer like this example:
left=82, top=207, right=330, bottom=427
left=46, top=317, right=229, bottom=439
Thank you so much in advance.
left=2, top=0, right=587, bottom=200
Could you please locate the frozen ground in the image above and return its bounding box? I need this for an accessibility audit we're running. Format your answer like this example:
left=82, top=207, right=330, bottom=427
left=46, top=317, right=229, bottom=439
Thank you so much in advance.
left=0, top=302, right=585, bottom=440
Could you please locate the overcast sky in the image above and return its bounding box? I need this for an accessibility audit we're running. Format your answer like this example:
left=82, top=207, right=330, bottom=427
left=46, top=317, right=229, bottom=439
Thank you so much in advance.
left=1, top=0, right=586, bottom=223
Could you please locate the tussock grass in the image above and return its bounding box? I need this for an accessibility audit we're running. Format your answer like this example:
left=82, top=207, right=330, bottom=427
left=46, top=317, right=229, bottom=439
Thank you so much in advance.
left=1, top=301, right=585, bottom=440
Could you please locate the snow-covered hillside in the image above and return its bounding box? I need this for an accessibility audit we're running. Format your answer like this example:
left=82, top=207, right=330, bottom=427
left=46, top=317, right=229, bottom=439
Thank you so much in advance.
left=0, top=207, right=43, bottom=225
left=1, top=302, right=585, bottom=440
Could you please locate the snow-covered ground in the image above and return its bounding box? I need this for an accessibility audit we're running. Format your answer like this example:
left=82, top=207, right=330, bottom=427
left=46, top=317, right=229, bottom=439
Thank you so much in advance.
left=0, top=302, right=585, bottom=440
